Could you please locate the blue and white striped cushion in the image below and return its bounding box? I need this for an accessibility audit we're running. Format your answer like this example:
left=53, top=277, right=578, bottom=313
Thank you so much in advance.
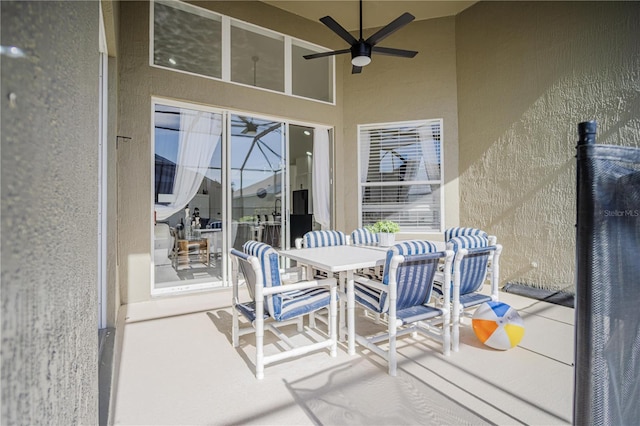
left=448, top=235, right=488, bottom=252
left=354, top=281, right=386, bottom=313
left=303, top=230, right=347, bottom=248
left=243, top=241, right=333, bottom=321
left=242, top=241, right=282, bottom=318
left=351, top=228, right=378, bottom=245
left=444, top=227, right=488, bottom=242
left=355, top=240, right=438, bottom=313
left=434, top=235, right=490, bottom=298
left=274, top=287, right=332, bottom=321
left=382, top=240, right=438, bottom=285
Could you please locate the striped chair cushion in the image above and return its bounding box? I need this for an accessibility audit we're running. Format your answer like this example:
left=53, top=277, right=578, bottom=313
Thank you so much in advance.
left=355, top=240, right=438, bottom=313
left=382, top=240, right=438, bottom=285
left=242, top=241, right=282, bottom=318
left=242, top=241, right=333, bottom=321
left=273, top=287, right=332, bottom=321
left=434, top=235, right=491, bottom=298
left=351, top=228, right=378, bottom=245
left=444, top=227, right=488, bottom=242
left=303, top=230, right=347, bottom=248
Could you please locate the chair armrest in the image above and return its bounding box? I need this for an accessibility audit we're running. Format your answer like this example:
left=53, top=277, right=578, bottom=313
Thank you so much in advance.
left=354, top=275, right=388, bottom=292
left=262, top=277, right=337, bottom=295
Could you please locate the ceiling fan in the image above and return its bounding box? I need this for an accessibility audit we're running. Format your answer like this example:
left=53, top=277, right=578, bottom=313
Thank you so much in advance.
left=303, top=0, right=418, bottom=74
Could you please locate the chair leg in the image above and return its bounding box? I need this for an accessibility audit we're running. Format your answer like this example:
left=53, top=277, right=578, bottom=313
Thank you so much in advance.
left=309, top=311, right=317, bottom=329
left=255, top=315, right=265, bottom=380
left=330, top=285, right=337, bottom=357
left=232, top=307, right=239, bottom=347
left=388, top=317, right=397, bottom=377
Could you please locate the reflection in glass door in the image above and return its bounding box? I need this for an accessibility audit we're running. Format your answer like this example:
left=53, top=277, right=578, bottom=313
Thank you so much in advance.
left=153, top=101, right=224, bottom=294
left=230, top=115, right=285, bottom=251
left=152, top=102, right=332, bottom=295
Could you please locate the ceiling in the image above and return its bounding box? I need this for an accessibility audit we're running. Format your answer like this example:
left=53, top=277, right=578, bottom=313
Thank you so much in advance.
left=263, top=1, right=478, bottom=31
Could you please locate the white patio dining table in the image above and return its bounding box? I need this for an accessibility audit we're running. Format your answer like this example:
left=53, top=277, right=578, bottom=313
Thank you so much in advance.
left=278, top=245, right=387, bottom=355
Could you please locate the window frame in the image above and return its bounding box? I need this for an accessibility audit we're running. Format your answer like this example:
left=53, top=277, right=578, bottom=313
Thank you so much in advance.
left=149, top=0, right=335, bottom=105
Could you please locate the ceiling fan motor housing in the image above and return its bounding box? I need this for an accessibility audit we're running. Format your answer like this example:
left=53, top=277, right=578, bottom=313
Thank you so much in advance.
left=351, top=42, right=372, bottom=60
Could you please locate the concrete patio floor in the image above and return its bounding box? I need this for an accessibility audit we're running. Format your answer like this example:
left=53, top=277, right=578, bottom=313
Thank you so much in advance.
left=109, top=287, right=574, bottom=425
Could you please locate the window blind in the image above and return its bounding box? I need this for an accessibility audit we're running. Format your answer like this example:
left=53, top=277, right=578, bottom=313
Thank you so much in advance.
left=358, top=119, right=443, bottom=232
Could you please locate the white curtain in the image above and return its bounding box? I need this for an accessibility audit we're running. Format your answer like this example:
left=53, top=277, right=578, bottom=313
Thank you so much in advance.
left=359, top=129, right=370, bottom=185
left=417, top=124, right=441, bottom=182
left=155, top=110, right=222, bottom=220
left=312, top=127, right=331, bottom=230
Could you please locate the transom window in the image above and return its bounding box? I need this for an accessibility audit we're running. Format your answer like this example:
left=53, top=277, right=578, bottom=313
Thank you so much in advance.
left=151, top=0, right=334, bottom=104
left=358, top=120, right=443, bottom=232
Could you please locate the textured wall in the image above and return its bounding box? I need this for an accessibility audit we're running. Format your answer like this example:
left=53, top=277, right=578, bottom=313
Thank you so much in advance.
left=1, top=1, right=100, bottom=424
left=456, top=1, right=640, bottom=292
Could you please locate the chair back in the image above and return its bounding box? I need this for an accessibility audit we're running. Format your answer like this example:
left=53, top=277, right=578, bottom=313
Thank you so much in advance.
left=444, top=227, right=488, bottom=242
left=302, top=230, right=347, bottom=248
left=393, top=252, right=443, bottom=310
left=351, top=227, right=378, bottom=245
left=445, top=226, right=498, bottom=245
left=382, top=240, right=438, bottom=285
left=447, top=235, right=494, bottom=296
left=242, top=241, right=282, bottom=317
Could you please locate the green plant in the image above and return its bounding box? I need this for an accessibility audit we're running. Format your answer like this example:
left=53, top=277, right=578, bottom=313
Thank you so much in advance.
left=366, top=220, right=400, bottom=234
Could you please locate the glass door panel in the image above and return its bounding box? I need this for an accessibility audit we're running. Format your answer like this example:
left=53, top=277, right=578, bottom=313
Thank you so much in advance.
left=153, top=103, right=223, bottom=293
left=230, top=114, right=285, bottom=250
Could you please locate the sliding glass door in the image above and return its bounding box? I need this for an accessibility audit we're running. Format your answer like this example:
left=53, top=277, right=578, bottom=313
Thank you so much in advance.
left=229, top=114, right=285, bottom=250
left=153, top=101, right=224, bottom=294
left=152, top=99, right=332, bottom=295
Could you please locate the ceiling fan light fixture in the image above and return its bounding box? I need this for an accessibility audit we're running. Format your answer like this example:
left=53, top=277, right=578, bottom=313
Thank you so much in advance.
left=351, top=55, right=371, bottom=67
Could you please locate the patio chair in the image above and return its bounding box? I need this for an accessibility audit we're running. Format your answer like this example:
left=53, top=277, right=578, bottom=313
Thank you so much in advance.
left=350, top=227, right=378, bottom=245
left=444, top=226, right=497, bottom=245
left=230, top=242, right=337, bottom=379
left=434, top=235, right=502, bottom=352
left=353, top=240, right=454, bottom=376
left=443, top=226, right=498, bottom=289
left=350, top=227, right=383, bottom=282
left=296, top=230, right=348, bottom=248
left=295, top=230, right=348, bottom=279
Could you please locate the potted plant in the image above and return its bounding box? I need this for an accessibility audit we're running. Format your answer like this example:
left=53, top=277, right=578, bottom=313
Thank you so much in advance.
left=367, top=220, right=400, bottom=246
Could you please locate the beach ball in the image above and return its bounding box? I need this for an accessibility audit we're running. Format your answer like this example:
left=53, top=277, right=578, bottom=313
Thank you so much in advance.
left=472, top=301, right=524, bottom=350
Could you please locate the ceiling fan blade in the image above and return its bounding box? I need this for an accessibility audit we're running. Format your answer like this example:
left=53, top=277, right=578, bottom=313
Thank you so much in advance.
left=365, top=12, right=415, bottom=46
left=304, top=49, right=351, bottom=60
left=372, top=46, right=418, bottom=58
left=352, top=65, right=362, bottom=74
left=319, top=16, right=358, bottom=45
left=253, top=123, right=282, bottom=141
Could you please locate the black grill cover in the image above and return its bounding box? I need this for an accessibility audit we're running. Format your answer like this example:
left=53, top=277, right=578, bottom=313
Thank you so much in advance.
left=574, top=121, right=640, bottom=425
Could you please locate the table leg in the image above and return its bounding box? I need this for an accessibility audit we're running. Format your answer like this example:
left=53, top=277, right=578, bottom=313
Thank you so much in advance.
left=347, top=269, right=355, bottom=355
left=338, top=271, right=346, bottom=343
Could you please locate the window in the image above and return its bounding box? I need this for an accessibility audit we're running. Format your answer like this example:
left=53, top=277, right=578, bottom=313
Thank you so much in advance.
left=292, top=40, right=334, bottom=103
left=153, top=0, right=222, bottom=78
left=231, top=21, right=284, bottom=92
left=358, top=120, right=443, bottom=232
left=150, top=0, right=334, bottom=104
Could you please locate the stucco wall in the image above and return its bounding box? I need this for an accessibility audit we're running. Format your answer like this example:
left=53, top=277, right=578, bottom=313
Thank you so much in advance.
left=117, top=1, right=344, bottom=303
left=1, top=1, right=100, bottom=424
left=456, top=1, right=640, bottom=292
left=341, top=16, right=460, bottom=237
